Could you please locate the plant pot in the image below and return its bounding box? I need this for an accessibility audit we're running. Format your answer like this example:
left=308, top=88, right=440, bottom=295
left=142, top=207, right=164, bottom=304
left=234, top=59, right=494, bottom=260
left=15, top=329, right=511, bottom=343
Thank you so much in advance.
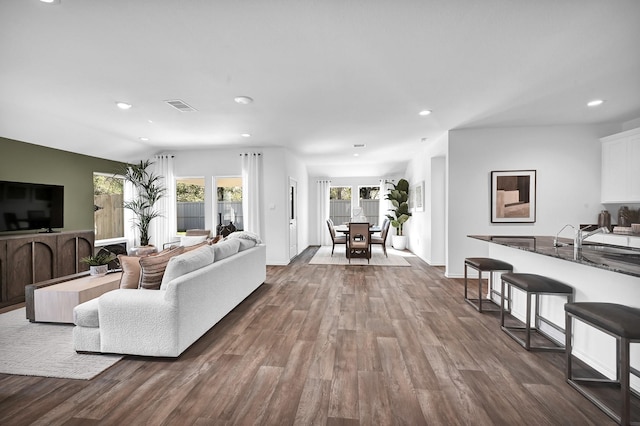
left=90, top=265, right=108, bottom=276
left=391, top=235, right=407, bottom=250
left=128, top=245, right=157, bottom=256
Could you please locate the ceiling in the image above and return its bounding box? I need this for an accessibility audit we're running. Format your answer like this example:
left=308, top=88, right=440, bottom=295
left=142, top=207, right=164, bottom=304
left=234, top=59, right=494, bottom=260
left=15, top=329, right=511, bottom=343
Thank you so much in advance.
left=1, top=1, right=640, bottom=177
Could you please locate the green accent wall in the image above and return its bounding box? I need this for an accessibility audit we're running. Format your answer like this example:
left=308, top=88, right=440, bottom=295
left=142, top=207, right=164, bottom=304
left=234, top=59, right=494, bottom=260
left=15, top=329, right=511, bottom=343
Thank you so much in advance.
left=0, top=137, right=125, bottom=233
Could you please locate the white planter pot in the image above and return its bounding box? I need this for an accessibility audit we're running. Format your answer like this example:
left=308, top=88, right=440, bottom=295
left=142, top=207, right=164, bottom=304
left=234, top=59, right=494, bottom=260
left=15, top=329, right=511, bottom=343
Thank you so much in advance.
left=391, top=235, right=407, bottom=250
left=90, top=265, right=108, bottom=276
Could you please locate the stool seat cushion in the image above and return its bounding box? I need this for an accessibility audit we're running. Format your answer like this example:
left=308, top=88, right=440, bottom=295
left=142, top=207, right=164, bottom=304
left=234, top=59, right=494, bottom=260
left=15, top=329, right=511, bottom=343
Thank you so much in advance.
left=565, top=302, right=640, bottom=339
left=501, top=273, right=573, bottom=294
left=465, top=257, right=512, bottom=271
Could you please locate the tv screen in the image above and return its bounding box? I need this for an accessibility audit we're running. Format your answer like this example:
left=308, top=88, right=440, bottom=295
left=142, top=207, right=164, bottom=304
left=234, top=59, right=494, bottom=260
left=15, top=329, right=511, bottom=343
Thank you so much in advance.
left=0, top=180, right=64, bottom=232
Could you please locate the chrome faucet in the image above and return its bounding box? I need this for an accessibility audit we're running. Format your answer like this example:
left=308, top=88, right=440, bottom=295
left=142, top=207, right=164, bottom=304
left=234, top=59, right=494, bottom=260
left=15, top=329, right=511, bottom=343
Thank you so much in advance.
left=553, top=224, right=575, bottom=247
left=574, top=225, right=610, bottom=249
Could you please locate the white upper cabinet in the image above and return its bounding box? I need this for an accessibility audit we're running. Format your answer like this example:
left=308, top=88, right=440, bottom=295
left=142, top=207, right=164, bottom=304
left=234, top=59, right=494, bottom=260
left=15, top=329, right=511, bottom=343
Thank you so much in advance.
left=601, top=128, right=640, bottom=203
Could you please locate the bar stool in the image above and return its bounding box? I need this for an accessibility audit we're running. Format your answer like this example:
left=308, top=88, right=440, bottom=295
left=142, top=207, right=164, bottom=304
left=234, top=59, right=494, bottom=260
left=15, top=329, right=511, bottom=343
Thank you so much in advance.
left=464, top=257, right=513, bottom=312
left=500, top=273, right=573, bottom=351
left=565, top=302, right=640, bottom=425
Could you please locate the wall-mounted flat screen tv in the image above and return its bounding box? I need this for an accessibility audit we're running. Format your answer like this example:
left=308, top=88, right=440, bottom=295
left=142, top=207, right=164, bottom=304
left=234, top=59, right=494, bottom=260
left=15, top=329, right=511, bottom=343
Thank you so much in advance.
left=0, top=180, right=64, bottom=232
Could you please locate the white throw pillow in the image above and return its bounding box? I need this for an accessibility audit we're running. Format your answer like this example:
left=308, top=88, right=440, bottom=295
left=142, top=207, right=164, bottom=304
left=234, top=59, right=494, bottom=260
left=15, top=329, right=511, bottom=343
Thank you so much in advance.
left=237, top=239, right=257, bottom=252
left=224, top=231, right=262, bottom=244
left=211, top=239, right=241, bottom=262
left=160, top=245, right=214, bottom=289
left=180, top=235, right=208, bottom=247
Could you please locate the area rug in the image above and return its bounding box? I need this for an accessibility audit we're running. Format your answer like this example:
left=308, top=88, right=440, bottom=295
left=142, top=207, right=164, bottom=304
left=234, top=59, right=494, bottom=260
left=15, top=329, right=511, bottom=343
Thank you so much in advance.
left=309, top=245, right=412, bottom=266
left=0, top=308, right=123, bottom=380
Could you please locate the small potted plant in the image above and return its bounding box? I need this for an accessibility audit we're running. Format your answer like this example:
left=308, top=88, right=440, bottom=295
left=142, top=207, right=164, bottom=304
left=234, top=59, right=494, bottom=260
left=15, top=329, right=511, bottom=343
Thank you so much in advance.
left=81, top=252, right=117, bottom=276
left=385, top=178, right=412, bottom=250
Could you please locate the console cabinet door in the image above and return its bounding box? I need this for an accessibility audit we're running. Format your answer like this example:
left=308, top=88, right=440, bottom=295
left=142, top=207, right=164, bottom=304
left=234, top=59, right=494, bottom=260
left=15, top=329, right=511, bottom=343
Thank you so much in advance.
left=5, top=235, right=56, bottom=303
left=57, top=231, right=94, bottom=276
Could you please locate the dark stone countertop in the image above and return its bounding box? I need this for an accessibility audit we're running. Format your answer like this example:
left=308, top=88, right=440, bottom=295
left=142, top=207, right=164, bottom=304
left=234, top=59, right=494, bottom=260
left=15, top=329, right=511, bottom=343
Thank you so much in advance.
left=469, top=235, right=640, bottom=278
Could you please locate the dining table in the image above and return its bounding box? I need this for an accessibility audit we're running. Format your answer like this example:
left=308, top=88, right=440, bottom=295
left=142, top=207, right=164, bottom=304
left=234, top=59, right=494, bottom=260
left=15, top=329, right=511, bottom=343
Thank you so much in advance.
left=333, top=224, right=382, bottom=258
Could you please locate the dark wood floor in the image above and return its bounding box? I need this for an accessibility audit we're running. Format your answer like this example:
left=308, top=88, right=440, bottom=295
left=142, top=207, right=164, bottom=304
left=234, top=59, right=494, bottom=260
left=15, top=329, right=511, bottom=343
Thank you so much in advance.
left=0, top=247, right=620, bottom=425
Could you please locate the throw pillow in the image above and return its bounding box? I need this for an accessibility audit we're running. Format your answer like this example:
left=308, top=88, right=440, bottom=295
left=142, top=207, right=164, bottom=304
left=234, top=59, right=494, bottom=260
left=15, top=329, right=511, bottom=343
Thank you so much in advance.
left=211, top=238, right=241, bottom=262
left=118, top=255, right=142, bottom=289
left=180, top=235, right=208, bottom=247
left=160, top=245, right=215, bottom=289
left=139, top=246, right=185, bottom=290
left=224, top=230, right=263, bottom=244
left=237, top=238, right=257, bottom=252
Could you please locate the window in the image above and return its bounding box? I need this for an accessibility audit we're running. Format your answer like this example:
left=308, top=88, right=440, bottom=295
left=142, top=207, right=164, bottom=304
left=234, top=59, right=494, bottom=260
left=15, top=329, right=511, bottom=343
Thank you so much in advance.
left=216, top=177, right=243, bottom=231
left=329, top=186, right=351, bottom=225
left=176, top=177, right=205, bottom=233
left=93, top=173, right=124, bottom=240
left=359, top=185, right=380, bottom=225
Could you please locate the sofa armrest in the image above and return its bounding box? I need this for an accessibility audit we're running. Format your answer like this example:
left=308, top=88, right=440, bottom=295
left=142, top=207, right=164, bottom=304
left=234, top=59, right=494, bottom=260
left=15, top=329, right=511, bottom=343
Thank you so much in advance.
left=97, top=289, right=181, bottom=357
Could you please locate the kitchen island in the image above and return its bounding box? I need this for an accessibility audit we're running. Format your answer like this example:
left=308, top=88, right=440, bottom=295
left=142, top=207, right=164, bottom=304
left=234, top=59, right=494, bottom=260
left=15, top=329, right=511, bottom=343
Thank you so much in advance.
left=469, top=235, right=640, bottom=391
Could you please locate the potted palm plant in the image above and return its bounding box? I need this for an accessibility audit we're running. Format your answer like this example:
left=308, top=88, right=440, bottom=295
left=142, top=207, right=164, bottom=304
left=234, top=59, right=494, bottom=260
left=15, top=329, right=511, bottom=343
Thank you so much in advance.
left=122, top=160, right=166, bottom=255
left=81, top=252, right=117, bottom=276
left=385, top=178, right=412, bottom=250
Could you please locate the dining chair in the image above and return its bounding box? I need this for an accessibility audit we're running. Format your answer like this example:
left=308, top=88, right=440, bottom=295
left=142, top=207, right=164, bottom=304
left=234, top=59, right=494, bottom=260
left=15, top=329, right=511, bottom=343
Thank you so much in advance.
left=347, top=222, right=370, bottom=263
left=371, top=219, right=390, bottom=257
left=326, top=219, right=346, bottom=256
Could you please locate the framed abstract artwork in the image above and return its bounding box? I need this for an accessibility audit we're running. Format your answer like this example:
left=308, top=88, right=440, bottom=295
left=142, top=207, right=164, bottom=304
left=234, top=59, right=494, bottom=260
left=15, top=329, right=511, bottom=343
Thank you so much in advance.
left=491, top=170, right=536, bottom=223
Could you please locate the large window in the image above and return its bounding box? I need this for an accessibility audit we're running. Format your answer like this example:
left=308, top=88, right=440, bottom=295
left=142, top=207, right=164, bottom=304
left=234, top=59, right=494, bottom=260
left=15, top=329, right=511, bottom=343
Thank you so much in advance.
left=216, top=177, right=243, bottom=231
left=359, top=185, right=380, bottom=225
left=329, top=186, right=351, bottom=225
left=93, top=173, right=124, bottom=240
left=176, top=177, right=205, bottom=232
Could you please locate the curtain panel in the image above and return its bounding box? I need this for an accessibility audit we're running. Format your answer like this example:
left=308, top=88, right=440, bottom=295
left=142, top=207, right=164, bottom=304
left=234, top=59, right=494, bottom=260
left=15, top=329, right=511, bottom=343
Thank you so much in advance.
left=317, top=180, right=331, bottom=246
left=241, top=152, right=263, bottom=238
left=150, top=155, right=176, bottom=248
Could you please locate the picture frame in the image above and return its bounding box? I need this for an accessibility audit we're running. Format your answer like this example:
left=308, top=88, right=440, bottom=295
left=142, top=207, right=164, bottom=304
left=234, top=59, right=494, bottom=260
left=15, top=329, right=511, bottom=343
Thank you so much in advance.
left=412, top=181, right=424, bottom=212
left=491, top=170, right=536, bottom=223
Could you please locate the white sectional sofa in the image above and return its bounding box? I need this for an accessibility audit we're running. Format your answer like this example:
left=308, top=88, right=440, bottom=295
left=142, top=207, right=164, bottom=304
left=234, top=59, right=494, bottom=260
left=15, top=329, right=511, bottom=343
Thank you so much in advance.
left=72, top=239, right=266, bottom=357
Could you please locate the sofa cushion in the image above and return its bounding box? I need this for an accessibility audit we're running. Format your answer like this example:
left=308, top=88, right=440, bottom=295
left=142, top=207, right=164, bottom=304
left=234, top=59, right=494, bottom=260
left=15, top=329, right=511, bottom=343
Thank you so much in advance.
left=118, top=255, right=142, bottom=289
left=237, top=238, right=257, bottom=252
left=180, top=235, right=208, bottom=247
left=224, top=231, right=263, bottom=244
left=73, top=298, right=100, bottom=327
left=211, top=239, right=241, bottom=262
left=160, top=245, right=215, bottom=289
left=139, top=246, right=185, bottom=290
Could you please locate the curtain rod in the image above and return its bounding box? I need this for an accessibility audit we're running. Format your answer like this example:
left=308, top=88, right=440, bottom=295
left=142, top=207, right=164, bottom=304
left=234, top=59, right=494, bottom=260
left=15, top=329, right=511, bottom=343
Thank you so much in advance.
left=239, top=152, right=262, bottom=156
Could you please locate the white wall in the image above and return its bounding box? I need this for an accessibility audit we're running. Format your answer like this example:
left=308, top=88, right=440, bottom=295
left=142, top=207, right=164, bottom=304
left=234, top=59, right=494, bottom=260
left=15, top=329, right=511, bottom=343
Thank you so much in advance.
left=405, top=134, right=448, bottom=265
left=446, top=124, right=618, bottom=277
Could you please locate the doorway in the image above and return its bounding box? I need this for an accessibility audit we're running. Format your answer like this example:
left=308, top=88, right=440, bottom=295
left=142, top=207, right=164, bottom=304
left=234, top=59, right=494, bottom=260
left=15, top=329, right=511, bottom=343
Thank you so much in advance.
left=289, top=177, right=298, bottom=260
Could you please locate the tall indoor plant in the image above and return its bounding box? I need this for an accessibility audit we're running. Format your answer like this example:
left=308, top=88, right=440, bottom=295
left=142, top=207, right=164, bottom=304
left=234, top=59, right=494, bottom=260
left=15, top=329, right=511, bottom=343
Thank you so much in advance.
left=385, top=178, right=412, bottom=250
left=122, top=160, right=165, bottom=251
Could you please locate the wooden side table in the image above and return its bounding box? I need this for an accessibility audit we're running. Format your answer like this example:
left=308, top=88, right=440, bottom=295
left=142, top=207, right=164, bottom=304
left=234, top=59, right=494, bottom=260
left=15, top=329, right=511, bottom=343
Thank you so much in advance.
left=33, top=272, right=122, bottom=323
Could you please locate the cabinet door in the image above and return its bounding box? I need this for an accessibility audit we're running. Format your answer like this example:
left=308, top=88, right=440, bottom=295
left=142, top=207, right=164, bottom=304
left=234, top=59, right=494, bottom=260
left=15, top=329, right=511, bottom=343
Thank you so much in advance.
left=56, top=231, right=94, bottom=276
left=626, top=133, right=640, bottom=201
left=6, top=236, right=55, bottom=303
left=601, top=139, right=628, bottom=203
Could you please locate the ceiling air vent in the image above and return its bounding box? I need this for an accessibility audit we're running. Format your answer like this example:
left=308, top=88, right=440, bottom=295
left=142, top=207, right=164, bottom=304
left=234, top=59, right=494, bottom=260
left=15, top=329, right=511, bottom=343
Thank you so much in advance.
left=164, top=99, right=197, bottom=112
left=353, top=144, right=366, bottom=148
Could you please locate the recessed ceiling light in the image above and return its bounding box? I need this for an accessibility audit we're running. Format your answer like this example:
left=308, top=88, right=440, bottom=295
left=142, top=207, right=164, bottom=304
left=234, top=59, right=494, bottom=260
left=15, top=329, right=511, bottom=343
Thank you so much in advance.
left=353, top=153, right=359, bottom=157
left=116, top=102, right=132, bottom=110
left=241, top=133, right=251, bottom=138
left=587, top=99, right=605, bottom=107
left=234, top=96, right=253, bottom=105
left=147, top=120, right=154, bottom=124
left=419, top=110, right=432, bottom=116
left=40, top=0, right=60, bottom=4
left=139, top=137, right=149, bottom=141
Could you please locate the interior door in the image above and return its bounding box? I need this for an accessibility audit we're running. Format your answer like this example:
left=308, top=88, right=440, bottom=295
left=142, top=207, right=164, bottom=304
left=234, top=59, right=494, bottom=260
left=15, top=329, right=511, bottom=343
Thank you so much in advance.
left=289, top=178, right=298, bottom=260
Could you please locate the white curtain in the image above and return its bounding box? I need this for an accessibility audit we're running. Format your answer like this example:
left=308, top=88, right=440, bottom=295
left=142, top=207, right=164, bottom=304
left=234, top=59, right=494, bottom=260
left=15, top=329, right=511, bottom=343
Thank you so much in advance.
left=150, top=155, right=176, bottom=248
left=241, top=152, right=262, bottom=237
left=318, top=179, right=331, bottom=246
left=379, top=179, right=391, bottom=227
